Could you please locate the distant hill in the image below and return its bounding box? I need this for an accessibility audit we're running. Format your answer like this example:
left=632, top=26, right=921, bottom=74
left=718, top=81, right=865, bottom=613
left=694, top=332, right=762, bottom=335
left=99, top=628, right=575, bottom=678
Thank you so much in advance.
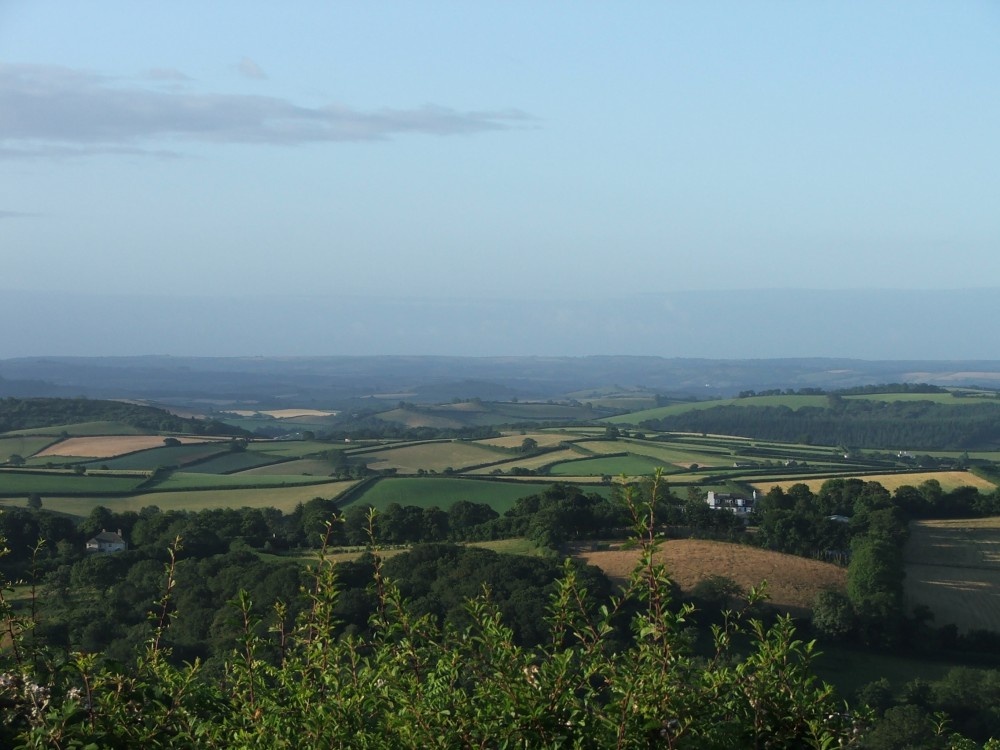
left=4, top=354, right=1000, bottom=410
left=0, top=398, right=250, bottom=437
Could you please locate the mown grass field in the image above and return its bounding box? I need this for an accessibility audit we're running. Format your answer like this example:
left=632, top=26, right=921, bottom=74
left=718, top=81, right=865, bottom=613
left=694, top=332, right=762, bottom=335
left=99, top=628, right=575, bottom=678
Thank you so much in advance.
left=35, top=435, right=216, bottom=459
left=752, top=471, right=997, bottom=494
left=572, top=539, right=847, bottom=617
left=903, top=517, right=1000, bottom=633
left=343, top=477, right=544, bottom=513
left=361, top=441, right=508, bottom=473
left=548, top=454, right=666, bottom=477
left=0, top=480, right=357, bottom=517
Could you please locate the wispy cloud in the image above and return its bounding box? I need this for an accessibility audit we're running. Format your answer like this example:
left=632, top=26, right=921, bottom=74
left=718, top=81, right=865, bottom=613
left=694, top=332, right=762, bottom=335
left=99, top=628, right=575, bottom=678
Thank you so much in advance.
left=146, top=67, right=192, bottom=82
left=237, top=57, right=267, bottom=80
left=0, top=63, right=532, bottom=158
left=0, top=210, right=34, bottom=218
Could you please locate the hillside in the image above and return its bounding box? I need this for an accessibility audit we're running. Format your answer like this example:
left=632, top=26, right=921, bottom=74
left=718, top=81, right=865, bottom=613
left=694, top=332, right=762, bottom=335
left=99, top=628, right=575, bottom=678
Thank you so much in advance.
left=0, top=398, right=248, bottom=437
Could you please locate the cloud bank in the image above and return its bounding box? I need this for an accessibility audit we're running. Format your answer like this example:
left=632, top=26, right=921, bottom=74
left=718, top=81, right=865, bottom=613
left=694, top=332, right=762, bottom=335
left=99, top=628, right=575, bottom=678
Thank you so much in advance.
left=0, top=63, right=530, bottom=158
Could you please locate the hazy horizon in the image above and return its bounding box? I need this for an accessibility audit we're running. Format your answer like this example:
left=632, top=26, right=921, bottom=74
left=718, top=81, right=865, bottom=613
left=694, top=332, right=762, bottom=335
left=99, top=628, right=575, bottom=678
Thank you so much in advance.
left=3, top=287, right=998, bottom=361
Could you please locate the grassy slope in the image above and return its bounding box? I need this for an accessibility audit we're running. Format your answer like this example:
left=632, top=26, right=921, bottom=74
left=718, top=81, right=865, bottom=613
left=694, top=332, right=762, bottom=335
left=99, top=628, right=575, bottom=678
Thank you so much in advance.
left=2, top=421, right=151, bottom=437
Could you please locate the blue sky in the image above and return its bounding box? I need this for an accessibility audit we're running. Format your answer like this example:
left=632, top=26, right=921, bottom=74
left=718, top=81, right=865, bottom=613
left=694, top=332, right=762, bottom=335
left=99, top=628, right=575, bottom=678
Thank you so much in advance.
left=1, top=2, right=999, bottom=356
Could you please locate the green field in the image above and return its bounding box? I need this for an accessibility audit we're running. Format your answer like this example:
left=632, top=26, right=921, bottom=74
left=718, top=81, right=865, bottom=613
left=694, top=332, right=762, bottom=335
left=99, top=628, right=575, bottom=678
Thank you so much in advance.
left=361, top=441, right=507, bottom=473
left=0, top=469, right=149, bottom=496
left=0, top=480, right=357, bottom=517
left=0, top=436, right=58, bottom=461
left=87, top=443, right=227, bottom=470
left=147, top=471, right=335, bottom=491
left=181, top=450, right=284, bottom=474
left=548, top=454, right=666, bottom=477
left=236, top=458, right=340, bottom=476
left=248, top=440, right=341, bottom=457
left=343, top=477, right=546, bottom=513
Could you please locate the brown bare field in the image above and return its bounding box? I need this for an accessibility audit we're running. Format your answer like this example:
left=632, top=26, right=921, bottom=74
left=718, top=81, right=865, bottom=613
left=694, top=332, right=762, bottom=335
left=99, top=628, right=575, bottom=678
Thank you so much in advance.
left=573, top=539, right=846, bottom=616
left=752, top=471, right=996, bottom=494
left=903, top=518, right=1000, bottom=633
left=36, top=435, right=216, bottom=459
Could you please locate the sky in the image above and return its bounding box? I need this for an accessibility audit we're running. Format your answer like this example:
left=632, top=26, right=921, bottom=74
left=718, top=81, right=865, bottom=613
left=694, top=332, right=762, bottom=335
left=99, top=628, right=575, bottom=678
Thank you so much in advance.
left=2, top=2, right=999, bottom=358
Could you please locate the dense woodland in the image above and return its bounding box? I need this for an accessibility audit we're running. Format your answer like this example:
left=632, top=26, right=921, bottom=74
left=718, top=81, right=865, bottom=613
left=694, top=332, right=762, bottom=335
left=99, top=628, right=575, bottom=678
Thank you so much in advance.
left=641, top=398, right=1000, bottom=450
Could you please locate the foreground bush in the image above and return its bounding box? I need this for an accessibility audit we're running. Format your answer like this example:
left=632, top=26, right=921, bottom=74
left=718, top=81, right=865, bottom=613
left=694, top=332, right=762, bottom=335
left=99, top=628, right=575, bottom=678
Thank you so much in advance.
left=0, top=479, right=993, bottom=749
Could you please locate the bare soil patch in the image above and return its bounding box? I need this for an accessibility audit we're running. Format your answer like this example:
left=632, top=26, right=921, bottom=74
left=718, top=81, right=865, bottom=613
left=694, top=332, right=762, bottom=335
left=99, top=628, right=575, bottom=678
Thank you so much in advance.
left=573, top=539, right=846, bottom=617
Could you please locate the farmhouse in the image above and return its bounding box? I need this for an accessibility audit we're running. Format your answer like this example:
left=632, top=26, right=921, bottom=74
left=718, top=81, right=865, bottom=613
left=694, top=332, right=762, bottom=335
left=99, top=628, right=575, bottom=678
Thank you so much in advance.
left=85, top=529, right=127, bottom=554
left=705, top=490, right=755, bottom=517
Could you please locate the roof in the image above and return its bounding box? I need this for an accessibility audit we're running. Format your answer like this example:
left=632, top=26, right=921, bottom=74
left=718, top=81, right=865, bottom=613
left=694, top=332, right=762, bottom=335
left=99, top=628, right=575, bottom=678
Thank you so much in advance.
left=89, top=531, right=125, bottom=544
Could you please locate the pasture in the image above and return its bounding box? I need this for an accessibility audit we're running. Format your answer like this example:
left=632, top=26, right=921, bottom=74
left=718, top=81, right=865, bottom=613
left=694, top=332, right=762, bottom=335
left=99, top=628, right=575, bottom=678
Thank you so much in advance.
left=147, top=472, right=333, bottom=491
left=548, top=454, right=665, bottom=477
left=249, top=440, right=340, bottom=457
left=0, top=469, right=149, bottom=497
left=236, top=458, right=340, bottom=476
left=903, top=517, right=1000, bottom=633
left=474, top=448, right=584, bottom=473
left=343, top=477, right=543, bottom=513
left=180, top=451, right=284, bottom=474
left=361, top=441, right=507, bottom=473
left=0, top=436, right=58, bottom=461
left=573, top=539, right=847, bottom=617
left=88, top=443, right=228, bottom=470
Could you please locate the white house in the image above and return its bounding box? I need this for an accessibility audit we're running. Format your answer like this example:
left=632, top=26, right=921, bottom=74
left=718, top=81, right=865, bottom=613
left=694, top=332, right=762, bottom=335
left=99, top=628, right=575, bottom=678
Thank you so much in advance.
left=705, top=491, right=755, bottom=516
left=85, top=529, right=127, bottom=554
